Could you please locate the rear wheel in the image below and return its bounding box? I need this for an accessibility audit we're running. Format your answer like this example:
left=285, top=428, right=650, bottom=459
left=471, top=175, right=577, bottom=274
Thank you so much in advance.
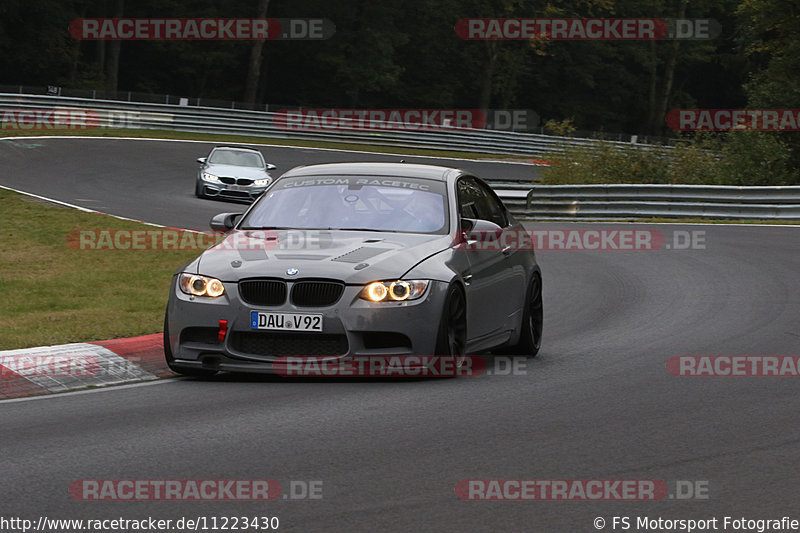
left=164, top=311, right=217, bottom=377
left=434, top=284, right=467, bottom=373
left=505, top=273, right=543, bottom=357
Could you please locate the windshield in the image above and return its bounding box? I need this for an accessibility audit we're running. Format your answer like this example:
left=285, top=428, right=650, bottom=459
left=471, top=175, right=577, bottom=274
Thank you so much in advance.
left=240, top=176, right=448, bottom=234
left=208, top=149, right=264, bottom=168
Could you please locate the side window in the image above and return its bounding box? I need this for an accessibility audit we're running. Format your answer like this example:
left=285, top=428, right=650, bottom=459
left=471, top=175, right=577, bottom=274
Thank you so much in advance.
left=457, top=177, right=508, bottom=227
left=457, top=178, right=482, bottom=219
left=476, top=181, right=508, bottom=227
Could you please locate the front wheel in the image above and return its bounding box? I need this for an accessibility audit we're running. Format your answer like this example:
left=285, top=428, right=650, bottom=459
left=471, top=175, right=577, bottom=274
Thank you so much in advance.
left=164, top=311, right=217, bottom=377
left=434, top=284, right=467, bottom=373
left=194, top=180, right=204, bottom=198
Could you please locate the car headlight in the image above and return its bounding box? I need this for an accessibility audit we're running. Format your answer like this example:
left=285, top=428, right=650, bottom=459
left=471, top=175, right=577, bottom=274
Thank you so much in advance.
left=253, top=178, right=271, bottom=187
left=360, top=280, right=429, bottom=302
left=202, top=172, right=221, bottom=183
left=179, top=273, right=226, bottom=298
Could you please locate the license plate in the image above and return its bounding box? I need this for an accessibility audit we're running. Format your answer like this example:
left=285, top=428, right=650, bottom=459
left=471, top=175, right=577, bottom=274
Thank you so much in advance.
left=250, top=311, right=323, bottom=332
left=228, top=184, right=246, bottom=191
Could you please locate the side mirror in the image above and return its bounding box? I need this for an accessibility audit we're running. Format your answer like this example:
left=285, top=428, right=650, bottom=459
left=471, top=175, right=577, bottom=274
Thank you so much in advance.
left=210, top=212, right=243, bottom=233
left=197, top=157, right=207, bottom=164
left=266, top=163, right=277, bottom=171
left=460, top=218, right=503, bottom=242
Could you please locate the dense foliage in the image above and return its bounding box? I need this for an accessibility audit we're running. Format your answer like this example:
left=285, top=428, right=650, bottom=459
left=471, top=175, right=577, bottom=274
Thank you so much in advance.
left=0, top=0, right=797, bottom=183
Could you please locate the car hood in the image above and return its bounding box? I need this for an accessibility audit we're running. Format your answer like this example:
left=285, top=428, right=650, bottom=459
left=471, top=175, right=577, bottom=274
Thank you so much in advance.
left=195, top=230, right=453, bottom=284
left=204, top=164, right=269, bottom=179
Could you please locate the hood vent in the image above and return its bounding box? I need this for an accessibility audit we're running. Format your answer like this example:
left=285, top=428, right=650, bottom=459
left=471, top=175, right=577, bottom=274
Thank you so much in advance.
left=332, top=247, right=390, bottom=264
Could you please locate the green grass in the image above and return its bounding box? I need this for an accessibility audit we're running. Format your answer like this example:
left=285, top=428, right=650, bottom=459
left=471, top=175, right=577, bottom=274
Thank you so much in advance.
left=0, top=127, right=531, bottom=162
left=0, top=190, right=202, bottom=350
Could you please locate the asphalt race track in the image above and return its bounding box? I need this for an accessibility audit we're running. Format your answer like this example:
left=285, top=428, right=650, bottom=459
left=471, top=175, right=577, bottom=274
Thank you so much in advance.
left=0, top=137, right=538, bottom=228
left=2, top=137, right=800, bottom=532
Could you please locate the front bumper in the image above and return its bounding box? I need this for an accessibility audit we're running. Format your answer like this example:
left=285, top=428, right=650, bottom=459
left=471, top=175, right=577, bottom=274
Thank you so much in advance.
left=166, top=277, right=450, bottom=374
left=200, top=182, right=267, bottom=202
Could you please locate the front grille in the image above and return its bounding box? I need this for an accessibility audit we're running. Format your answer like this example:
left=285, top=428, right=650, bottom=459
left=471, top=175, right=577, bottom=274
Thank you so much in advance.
left=231, top=332, right=349, bottom=356
left=239, top=279, right=287, bottom=306
left=291, top=280, right=345, bottom=307
left=219, top=177, right=254, bottom=185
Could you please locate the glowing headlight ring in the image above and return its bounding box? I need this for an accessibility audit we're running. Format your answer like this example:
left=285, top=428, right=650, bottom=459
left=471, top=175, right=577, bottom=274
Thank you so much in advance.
left=389, top=280, right=411, bottom=301
left=366, top=282, right=388, bottom=302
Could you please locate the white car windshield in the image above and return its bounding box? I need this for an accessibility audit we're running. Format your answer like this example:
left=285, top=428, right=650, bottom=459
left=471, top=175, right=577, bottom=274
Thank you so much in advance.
left=208, top=150, right=264, bottom=167
left=241, top=176, right=448, bottom=234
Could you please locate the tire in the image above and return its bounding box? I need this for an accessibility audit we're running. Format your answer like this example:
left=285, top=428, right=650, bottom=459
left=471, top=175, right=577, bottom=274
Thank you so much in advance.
left=434, top=284, right=467, bottom=373
left=505, top=273, right=543, bottom=357
left=195, top=180, right=204, bottom=198
left=163, top=311, right=218, bottom=377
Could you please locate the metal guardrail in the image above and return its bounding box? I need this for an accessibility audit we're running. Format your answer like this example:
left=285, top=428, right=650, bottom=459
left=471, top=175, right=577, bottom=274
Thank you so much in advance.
left=0, top=93, right=670, bottom=158
left=2, top=84, right=680, bottom=145
left=517, top=184, right=800, bottom=220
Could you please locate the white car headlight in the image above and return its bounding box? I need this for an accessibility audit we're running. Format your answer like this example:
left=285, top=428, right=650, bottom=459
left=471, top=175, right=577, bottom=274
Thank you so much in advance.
left=179, top=273, right=226, bottom=298
left=360, top=280, right=429, bottom=302
left=253, top=178, right=271, bottom=187
left=202, top=172, right=221, bottom=183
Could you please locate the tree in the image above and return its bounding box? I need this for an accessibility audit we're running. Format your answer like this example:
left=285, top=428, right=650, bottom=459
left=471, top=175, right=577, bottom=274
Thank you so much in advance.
left=737, top=0, right=800, bottom=176
left=242, top=0, right=270, bottom=107
left=105, top=0, right=124, bottom=93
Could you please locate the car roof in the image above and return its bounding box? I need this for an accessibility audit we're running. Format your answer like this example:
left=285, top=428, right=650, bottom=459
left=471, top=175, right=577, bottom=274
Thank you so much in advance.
left=280, top=162, right=461, bottom=181
left=211, top=146, right=262, bottom=153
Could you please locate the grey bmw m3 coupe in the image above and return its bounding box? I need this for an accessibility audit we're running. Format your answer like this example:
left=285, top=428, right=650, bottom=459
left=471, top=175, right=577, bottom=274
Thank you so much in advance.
left=165, top=162, right=542, bottom=376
